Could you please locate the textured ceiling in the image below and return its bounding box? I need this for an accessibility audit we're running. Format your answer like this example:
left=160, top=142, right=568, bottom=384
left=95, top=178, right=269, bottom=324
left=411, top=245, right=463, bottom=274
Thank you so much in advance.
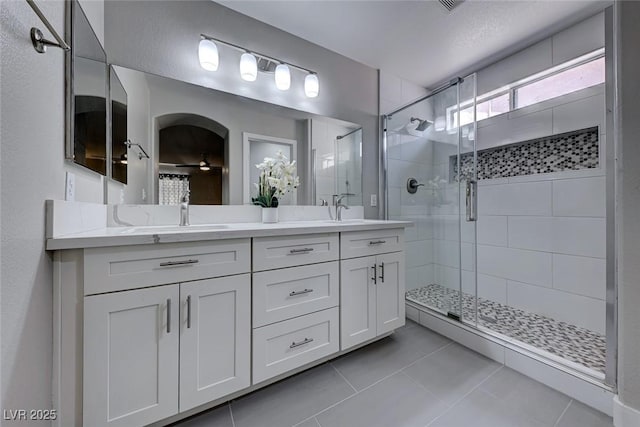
left=218, top=0, right=610, bottom=89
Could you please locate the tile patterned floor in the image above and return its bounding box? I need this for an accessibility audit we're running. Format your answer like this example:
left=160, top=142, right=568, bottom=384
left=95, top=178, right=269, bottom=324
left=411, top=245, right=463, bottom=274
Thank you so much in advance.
left=406, top=284, right=606, bottom=374
left=173, top=321, right=612, bottom=427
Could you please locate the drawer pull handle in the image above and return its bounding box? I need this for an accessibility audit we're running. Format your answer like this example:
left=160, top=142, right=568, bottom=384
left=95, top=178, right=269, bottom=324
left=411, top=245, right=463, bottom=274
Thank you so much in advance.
left=186, top=295, right=192, bottom=329
left=371, top=265, right=377, bottom=285
left=369, top=240, right=386, bottom=245
left=379, top=262, right=385, bottom=283
left=289, top=248, right=314, bottom=255
left=289, top=288, right=314, bottom=297
left=166, top=298, right=171, bottom=334
left=290, top=337, right=314, bottom=349
left=159, top=259, right=199, bottom=267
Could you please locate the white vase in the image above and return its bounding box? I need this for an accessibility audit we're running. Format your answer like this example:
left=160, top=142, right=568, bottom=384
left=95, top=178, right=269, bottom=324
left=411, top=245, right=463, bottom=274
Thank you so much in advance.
left=261, top=207, right=279, bottom=223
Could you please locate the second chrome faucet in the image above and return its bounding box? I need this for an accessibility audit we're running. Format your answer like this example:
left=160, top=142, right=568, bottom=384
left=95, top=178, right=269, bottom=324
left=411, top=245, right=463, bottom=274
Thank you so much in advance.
left=179, top=190, right=190, bottom=226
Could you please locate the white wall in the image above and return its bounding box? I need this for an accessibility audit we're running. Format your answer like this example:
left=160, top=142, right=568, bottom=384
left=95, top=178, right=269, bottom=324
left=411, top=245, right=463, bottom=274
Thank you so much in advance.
left=0, top=0, right=104, bottom=421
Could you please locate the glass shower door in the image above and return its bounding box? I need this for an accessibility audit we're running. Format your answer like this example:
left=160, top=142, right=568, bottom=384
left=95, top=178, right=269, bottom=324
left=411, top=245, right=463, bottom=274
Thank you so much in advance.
left=385, top=76, right=477, bottom=325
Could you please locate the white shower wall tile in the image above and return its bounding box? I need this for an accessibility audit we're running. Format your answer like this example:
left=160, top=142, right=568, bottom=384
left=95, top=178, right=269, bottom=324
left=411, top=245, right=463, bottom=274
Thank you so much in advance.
left=551, top=217, right=606, bottom=258
left=478, top=245, right=553, bottom=287
left=477, top=216, right=508, bottom=247
left=478, top=273, right=508, bottom=304
left=552, top=176, right=606, bottom=217
left=552, top=93, right=604, bottom=135
left=506, top=280, right=606, bottom=334
left=477, top=181, right=552, bottom=216
left=476, top=108, right=553, bottom=151
left=508, top=216, right=554, bottom=252
left=406, top=240, right=434, bottom=268
left=553, top=254, right=606, bottom=300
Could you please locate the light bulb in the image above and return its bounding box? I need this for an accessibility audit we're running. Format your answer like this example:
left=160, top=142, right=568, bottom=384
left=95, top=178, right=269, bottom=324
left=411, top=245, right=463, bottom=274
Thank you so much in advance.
left=240, top=53, right=257, bottom=81
left=275, top=63, right=291, bottom=91
left=198, top=39, right=219, bottom=71
left=304, top=73, right=319, bottom=98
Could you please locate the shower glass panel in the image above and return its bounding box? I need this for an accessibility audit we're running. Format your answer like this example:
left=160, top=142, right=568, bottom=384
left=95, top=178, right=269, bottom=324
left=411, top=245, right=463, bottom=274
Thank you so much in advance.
left=385, top=76, right=477, bottom=324
left=336, top=128, right=363, bottom=206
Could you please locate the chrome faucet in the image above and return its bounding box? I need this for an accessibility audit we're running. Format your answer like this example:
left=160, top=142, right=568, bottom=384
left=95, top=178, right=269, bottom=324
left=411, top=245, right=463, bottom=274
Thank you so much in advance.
left=335, top=195, right=350, bottom=221
left=179, top=190, right=190, bottom=226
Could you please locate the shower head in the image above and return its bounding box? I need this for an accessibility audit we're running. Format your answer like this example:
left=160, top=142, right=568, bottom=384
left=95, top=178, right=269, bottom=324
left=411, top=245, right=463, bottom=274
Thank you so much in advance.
left=410, top=117, right=432, bottom=132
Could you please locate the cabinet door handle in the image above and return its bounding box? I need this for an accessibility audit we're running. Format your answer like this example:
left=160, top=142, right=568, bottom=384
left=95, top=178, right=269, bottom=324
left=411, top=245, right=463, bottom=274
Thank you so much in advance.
left=289, top=288, right=314, bottom=297
left=289, top=248, right=314, bottom=255
left=159, top=259, right=199, bottom=267
left=290, top=337, right=314, bottom=349
left=166, top=298, right=171, bottom=334
left=371, top=265, right=377, bottom=285
left=369, top=240, right=386, bottom=246
left=186, top=295, right=192, bottom=329
left=379, top=262, right=385, bottom=283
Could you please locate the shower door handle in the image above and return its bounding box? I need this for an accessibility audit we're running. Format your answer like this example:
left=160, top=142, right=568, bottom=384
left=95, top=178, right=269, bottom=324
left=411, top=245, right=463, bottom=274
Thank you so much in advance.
left=466, top=180, right=477, bottom=222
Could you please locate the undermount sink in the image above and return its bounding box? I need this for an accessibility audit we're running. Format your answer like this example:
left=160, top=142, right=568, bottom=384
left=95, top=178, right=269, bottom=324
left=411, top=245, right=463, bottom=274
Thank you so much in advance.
left=116, top=224, right=229, bottom=234
left=323, top=219, right=368, bottom=224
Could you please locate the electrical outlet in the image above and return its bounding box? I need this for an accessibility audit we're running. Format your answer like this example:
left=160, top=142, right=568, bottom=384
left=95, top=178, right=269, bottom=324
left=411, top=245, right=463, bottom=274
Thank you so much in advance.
left=370, top=194, right=377, bottom=207
left=65, top=172, right=75, bottom=201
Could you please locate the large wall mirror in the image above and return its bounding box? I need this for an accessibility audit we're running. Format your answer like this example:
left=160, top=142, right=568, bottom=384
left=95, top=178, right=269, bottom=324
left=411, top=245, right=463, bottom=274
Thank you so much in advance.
left=66, top=1, right=107, bottom=175
left=107, top=65, right=363, bottom=206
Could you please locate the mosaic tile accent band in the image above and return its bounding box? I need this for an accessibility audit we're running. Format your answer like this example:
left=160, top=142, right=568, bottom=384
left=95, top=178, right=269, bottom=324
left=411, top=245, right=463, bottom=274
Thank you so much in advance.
left=452, top=127, right=599, bottom=181
left=406, top=283, right=606, bottom=374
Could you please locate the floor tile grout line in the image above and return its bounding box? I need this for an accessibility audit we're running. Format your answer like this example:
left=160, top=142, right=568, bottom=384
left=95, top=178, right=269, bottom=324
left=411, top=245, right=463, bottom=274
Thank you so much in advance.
left=401, top=341, right=455, bottom=372
left=228, top=403, right=236, bottom=427
left=329, top=362, right=358, bottom=394
left=397, top=370, right=453, bottom=410
left=424, top=364, right=505, bottom=427
left=553, top=399, right=573, bottom=427
left=296, top=340, right=458, bottom=426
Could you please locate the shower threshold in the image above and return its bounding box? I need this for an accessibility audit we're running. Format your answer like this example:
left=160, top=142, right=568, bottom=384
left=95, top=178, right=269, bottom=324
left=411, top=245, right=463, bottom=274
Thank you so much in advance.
left=406, top=283, right=606, bottom=377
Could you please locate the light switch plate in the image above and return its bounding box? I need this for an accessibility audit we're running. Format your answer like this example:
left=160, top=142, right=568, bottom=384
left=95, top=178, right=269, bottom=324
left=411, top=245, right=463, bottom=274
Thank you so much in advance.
left=65, top=172, right=75, bottom=201
left=370, top=194, right=377, bottom=207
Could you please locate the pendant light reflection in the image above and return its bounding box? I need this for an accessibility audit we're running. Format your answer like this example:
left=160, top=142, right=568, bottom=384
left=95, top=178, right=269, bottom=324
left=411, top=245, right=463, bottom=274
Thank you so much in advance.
left=240, top=52, right=257, bottom=82
left=275, top=63, right=291, bottom=91
left=198, top=39, right=219, bottom=71
left=304, top=73, right=319, bottom=98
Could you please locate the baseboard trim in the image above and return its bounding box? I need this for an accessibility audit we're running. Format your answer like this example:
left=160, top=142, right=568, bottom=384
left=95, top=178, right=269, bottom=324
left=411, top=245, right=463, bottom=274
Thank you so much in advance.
left=614, top=396, right=640, bottom=426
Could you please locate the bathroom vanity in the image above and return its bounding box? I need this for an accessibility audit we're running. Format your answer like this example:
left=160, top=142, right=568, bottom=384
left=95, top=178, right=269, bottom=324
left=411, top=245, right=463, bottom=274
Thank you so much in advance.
left=47, top=207, right=408, bottom=427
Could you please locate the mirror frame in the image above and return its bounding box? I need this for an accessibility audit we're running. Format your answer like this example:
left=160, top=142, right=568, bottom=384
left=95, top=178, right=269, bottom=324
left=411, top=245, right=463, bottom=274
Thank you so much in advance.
left=65, top=0, right=108, bottom=176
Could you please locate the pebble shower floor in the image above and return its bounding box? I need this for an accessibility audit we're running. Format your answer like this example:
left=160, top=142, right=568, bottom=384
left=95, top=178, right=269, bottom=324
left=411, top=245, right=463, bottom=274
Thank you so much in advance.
left=406, top=283, right=606, bottom=374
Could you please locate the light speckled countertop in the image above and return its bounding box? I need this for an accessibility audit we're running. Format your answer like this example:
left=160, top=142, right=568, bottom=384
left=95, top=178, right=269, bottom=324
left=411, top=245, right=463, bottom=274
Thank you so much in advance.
left=46, top=220, right=412, bottom=250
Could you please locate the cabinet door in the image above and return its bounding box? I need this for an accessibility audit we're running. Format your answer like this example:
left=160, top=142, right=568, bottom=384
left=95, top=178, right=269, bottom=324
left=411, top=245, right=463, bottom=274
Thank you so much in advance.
left=375, top=252, right=406, bottom=335
left=84, top=285, right=179, bottom=427
left=179, top=274, right=251, bottom=412
left=340, top=256, right=377, bottom=350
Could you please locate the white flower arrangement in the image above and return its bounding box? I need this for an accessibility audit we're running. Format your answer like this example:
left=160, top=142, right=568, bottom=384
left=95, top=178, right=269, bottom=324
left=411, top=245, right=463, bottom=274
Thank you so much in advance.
left=252, top=151, right=300, bottom=208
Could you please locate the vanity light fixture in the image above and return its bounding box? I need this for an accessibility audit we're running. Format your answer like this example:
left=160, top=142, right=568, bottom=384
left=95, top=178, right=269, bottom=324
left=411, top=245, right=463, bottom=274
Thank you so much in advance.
left=275, top=63, right=291, bottom=91
left=198, top=39, right=219, bottom=71
left=304, top=73, right=319, bottom=98
left=199, top=34, right=319, bottom=97
left=240, top=52, right=258, bottom=82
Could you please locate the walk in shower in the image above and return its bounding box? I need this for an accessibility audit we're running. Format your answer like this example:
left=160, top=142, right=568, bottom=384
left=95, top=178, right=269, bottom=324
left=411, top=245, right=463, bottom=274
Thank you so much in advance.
left=383, top=74, right=612, bottom=384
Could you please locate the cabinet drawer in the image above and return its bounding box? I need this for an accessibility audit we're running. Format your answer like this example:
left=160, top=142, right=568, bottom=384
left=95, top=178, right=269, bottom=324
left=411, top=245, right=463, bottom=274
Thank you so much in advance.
left=84, top=239, right=251, bottom=295
left=252, top=307, right=339, bottom=384
left=253, top=233, right=339, bottom=271
left=340, top=229, right=405, bottom=259
left=253, top=262, right=339, bottom=327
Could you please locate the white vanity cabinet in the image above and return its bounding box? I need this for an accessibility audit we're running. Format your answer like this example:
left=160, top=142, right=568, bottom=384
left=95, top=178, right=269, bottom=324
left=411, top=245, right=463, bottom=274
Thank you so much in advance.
left=340, top=229, right=406, bottom=350
left=50, top=220, right=408, bottom=427
left=80, top=239, right=251, bottom=427
left=251, top=233, right=341, bottom=383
